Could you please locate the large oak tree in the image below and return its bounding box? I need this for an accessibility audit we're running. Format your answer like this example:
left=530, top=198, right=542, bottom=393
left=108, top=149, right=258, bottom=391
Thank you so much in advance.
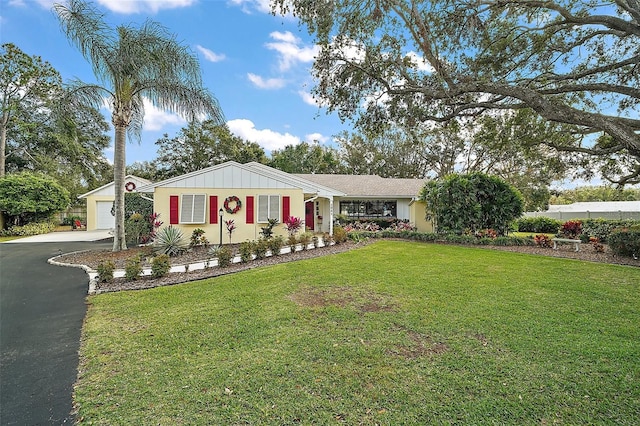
left=54, top=0, right=224, bottom=251
left=273, top=0, right=640, bottom=184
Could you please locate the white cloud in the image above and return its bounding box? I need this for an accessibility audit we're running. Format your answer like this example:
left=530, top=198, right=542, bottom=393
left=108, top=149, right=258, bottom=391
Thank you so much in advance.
left=227, top=118, right=300, bottom=151
left=228, top=0, right=271, bottom=14
left=247, top=73, right=286, bottom=89
left=406, top=51, right=435, bottom=73
left=196, top=45, right=226, bottom=63
left=297, top=90, right=330, bottom=108
left=96, top=0, right=196, bottom=14
left=305, top=132, right=329, bottom=144
left=265, top=31, right=319, bottom=72
left=140, top=99, right=186, bottom=130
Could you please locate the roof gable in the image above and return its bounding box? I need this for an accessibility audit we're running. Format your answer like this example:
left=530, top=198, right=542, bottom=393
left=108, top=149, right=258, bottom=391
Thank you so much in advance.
left=136, top=162, right=344, bottom=196
left=78, top=175, right=152, bottom=199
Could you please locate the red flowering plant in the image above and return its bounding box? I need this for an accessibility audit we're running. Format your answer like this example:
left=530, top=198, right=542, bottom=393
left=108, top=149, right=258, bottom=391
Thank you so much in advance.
left=590, top=236, right=605, bottom=253
left=476, top=228, right=498, bottom=239
left=560, top=220, right=583, bottom=239
left=224, top=219, right=236, bottom=244
left=283, top=216, right=303, bottom=237
left=534, top=234, right=552, bottom=248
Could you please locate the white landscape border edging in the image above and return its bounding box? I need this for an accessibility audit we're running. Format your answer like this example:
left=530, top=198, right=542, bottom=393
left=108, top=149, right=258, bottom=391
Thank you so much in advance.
left=49, top=239, right=329, bottom=295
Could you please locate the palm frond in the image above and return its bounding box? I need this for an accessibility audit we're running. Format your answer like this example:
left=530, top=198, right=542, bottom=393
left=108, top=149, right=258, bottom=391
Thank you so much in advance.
left=53, top=0, right=115, bottom=83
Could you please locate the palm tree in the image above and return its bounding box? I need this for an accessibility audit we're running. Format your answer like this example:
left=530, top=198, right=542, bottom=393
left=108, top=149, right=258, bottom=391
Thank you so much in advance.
left=54, top=0, right=224, bottom=251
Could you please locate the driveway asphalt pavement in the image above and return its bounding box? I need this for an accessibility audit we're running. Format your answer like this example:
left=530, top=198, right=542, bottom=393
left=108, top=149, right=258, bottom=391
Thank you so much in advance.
left=1, top=239, right=111, bottom=425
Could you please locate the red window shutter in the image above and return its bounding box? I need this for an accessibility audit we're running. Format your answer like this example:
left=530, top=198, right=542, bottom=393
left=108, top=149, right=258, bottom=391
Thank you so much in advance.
left=282, top=196, right=290, bottom=220
left=246, top=196, right=255, bottom=224
left=210, top=196, right=218, bottom=224
left=169, top=195, right=179, bottom=224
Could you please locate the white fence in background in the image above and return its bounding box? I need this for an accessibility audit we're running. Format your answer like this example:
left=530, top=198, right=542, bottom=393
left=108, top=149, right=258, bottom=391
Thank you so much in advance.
left=524, top=210, right=640, bottom=221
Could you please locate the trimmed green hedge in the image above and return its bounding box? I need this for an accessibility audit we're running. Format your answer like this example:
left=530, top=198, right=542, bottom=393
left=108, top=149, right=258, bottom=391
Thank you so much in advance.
left=608, top=227, right=640, bottom=258
left=515, top=217, right=562, bottom=234
left=348, top=230, right=534, bottom=247
left=581, top=219, right=640, bottom=243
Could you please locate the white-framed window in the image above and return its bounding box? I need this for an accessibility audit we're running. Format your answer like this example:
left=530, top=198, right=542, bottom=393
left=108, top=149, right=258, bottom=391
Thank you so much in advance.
left=257, top=195, right=280, bottom=223
left=180, top=194, right=206, bottom=224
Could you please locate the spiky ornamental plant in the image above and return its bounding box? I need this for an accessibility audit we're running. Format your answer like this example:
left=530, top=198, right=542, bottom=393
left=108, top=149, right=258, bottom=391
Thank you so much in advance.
left=54, top=0, right=224, bottom=251
left=153, top=226, right=188, bottom=257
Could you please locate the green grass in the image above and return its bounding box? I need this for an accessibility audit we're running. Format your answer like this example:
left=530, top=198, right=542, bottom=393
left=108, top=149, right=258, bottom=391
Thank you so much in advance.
left=511, top=231, right=556, bottom=238
left=76, top=241, right=640, bottom=425
left=0, top=235, right=21, bottom=242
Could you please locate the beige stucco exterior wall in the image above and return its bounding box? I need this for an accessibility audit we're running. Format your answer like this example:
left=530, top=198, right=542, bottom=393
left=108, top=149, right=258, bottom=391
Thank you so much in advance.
left=154, top=187, right=306, bottom=245
left=85, top=195, right=114, bottom=231
left=410, top=200, right=433, bottom=233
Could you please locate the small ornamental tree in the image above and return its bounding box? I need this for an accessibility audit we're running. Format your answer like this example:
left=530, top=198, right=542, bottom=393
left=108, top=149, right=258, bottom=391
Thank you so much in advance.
left=284, top=216, right=303, bottom=237
left=0, top=172, right=69, bottom=226
left=420, top=173, right=523, bottom=235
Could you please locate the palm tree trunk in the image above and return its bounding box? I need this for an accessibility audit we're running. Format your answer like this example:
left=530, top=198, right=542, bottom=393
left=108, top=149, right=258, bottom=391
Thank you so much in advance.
left=112, top=124, right=127, bottom=251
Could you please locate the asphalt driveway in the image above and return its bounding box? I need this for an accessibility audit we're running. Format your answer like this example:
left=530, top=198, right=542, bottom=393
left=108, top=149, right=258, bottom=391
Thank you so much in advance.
left=1, top=239, right=111, bottom=425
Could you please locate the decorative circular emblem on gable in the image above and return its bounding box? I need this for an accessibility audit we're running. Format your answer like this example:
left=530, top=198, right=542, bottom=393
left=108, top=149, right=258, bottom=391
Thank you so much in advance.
left=125, top=181, right=136, bottom=192
left=224, top=196, right=242, bottom=214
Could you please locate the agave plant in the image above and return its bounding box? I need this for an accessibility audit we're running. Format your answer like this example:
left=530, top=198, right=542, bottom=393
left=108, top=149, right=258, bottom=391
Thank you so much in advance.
left=153, top=226, right=188, bottom=256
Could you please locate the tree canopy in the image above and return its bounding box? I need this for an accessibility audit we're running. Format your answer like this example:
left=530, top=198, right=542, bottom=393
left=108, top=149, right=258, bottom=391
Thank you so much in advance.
left=420, top=173, right=524, bottom=235
left=273, top=0, right=640, bottom=184
left=0, top=43, right=62, bottom=177
left=0, top=172, right=70, bottom=225
left=154, top=121, right=266, bottom=179
left=268, top=142, right=344, bottom=174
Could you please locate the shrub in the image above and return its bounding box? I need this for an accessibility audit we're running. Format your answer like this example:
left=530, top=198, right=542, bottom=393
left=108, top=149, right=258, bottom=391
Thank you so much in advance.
left=0, top=220, right=57, bottom=236
left=0, top=172, right=70, bottom=225
left=284, top=216, right=303, bottom=236
left=560, top=220, right=583, bottom=239
left=124, top=255, right=143, bottom=281
left=608, top=228, right=640, bottom=258
left=253, top=238, right=269, bottom=259
left=212, top=245, right=233, bottom=268
left=581, top=219, right=640, bottom=243
left=239, top=241, right=254, bottom=263
left=476, top=228, right=497, bottom=239
left=125, top=213, right=148, bottom=246
left=260, top=218, right=279, bottom=239
left=190, top=228, right=209, bottom=248
left=534, top=234, right=552, bottom=248
left=298, top=231, right=313, bottom=250
left=333, top=226, right=348, bottom=244
left=96, top=260, right=115, bottom=283
left=515, top=216, right=562, bottom=234
left=268, top=235, right=285, bottom=255
left=287, top=234, right=298, bottom=252
left=322, top=232, right=333, bottom=246
left=589, top=237, right=605, bottom=253
left=151, top=254, right=171, bottom=278
left=154, top=226, right=188, bottom=256
left=420, top=172, right=523, bottom=235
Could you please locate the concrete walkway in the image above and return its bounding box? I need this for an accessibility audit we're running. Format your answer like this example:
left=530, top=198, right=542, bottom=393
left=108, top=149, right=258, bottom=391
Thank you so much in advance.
left=4, top=229, right=113, bottom=243
left=0, top=239, right=112, bottom=425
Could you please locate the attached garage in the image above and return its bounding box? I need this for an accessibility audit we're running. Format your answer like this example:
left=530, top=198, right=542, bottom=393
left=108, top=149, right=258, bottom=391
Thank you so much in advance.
left=78, top=175, right=152, bottom=231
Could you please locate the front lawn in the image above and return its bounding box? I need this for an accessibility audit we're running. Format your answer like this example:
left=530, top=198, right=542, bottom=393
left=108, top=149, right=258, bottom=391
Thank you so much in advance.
left=75, top=241, right=640, bottom=424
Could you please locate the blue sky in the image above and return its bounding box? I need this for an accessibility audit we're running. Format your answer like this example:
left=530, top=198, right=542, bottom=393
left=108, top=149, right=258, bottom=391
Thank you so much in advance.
left=0, top=0, right=349, bottom=165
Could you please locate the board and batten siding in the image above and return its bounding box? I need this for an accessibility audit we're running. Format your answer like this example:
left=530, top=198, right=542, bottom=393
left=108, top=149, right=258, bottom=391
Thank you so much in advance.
left=157, top=167, right=303, bottom=190
left=154, top=187, right=304, bottom=245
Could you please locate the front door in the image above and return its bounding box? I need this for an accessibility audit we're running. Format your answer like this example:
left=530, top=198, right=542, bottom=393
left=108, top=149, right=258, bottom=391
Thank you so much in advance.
left=305, top=202, right=314, bottom=231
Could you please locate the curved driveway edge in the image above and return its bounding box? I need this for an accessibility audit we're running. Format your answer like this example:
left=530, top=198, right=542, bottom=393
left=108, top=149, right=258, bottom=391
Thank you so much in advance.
left=0, top=240, right=111, bottom=425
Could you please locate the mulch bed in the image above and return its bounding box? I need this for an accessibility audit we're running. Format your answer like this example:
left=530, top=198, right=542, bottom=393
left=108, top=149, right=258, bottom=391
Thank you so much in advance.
left=52, top=239, right=639, bottom=294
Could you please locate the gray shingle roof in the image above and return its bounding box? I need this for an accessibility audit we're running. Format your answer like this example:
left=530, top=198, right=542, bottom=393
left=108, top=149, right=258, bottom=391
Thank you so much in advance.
left=294, top=174, right=426, bottom=197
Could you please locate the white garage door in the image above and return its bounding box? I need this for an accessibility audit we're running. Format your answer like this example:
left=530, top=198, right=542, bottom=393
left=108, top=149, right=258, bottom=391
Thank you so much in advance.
left=96, top=201, right=115, bottom=229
